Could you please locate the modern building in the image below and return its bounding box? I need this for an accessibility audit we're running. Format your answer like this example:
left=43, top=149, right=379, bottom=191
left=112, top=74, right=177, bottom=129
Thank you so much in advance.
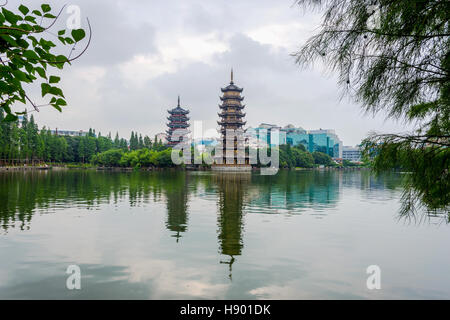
left=212, top=70, right=251, bottom=171
left=247, top=123, right=343, bottom=159
left=282, top=124, right=309, bottom=147
left=166, top=96, right=190, bottom=146
left=342, top=145, right=362, bottom=162
left=307, top=129, right=343, bottom=159
left=246, top=123, right=286, bottom=147
left=50, top=129, right=88, bottom=137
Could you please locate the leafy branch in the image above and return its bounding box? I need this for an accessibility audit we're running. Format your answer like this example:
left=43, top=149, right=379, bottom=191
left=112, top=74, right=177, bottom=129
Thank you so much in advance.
left=0, top=3, right=91, bottom=121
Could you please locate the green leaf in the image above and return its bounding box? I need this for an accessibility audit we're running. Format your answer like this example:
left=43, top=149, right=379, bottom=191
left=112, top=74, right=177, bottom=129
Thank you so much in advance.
left=35, top=67, right=47, bottom=79
left=44, top=13, right=56, bottom=19
left=49, top=75, right=60, bottom=84
left=12, top=70, right=29, bottom=82
left=24, top=16, right=36, bottom=23
left=51, top=104, right=62, bottom=112
left=2, top=8, right=20, bottom=24
left=32, top=10, right=42, bottom=17
left=4, top=114, right=18, bottom=122
left=58, top=30, right=66, bottom=36
left=19, top=5, right=30, bottom=16
left=23, top=50, right=40, bottom=60
left=55, top=98, right=67, bottom=106
left=41, top=4, right=51, bottom=13
left=64, top=37, right=74, bottom=45
left=71, top=29, right=86, bottom=42
left=49, top=86, right=64, bottom=97
left=41, top=82, right=51, bottom=97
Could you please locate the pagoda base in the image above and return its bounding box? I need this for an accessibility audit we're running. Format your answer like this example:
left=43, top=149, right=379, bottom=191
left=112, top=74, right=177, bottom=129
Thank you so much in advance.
left=211, top=164, right=252, bottom=172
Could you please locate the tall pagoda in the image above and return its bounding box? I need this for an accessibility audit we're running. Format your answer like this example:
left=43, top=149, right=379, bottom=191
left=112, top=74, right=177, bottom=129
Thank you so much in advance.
left=212, top=70, right=251, bottom=171
left=166, top=96, right=190, bottom=146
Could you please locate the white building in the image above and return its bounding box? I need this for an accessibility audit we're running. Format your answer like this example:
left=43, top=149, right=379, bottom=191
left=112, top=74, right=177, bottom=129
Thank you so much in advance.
left=342, top=145, right=362, bottom=162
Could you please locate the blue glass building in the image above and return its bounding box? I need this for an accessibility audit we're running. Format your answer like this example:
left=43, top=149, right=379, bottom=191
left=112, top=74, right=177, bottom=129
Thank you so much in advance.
left=247, top=124, right=343, bottom=158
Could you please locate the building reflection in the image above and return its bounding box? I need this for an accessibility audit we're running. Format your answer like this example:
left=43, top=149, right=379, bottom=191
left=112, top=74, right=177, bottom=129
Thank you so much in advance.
left=214, top=173, right=250, bottom=280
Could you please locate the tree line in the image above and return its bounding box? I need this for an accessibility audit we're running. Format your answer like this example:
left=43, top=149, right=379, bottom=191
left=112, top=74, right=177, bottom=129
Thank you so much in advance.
left=0, top=110, right=164, bottom=165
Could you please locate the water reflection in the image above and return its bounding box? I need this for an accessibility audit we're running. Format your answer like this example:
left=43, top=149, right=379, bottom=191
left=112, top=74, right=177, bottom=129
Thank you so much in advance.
left=214, top=173, right=250, bottom=280
left=0, top=170, right=405, bottom=233
left=163, top=172, right=189, bottom=242
left=1, top=169, right=449, bottom=299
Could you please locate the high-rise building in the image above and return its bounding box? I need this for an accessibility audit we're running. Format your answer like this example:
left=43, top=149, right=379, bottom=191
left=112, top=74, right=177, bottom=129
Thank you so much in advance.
left=212, top=70, right=251, bottom=171
left=308, top=129, right=343, bottom=158
left=246, top=123, right=286, bottom=147
left=248, top=123, right=343, bottom=158
left=166, top=96, right=190, bottom=146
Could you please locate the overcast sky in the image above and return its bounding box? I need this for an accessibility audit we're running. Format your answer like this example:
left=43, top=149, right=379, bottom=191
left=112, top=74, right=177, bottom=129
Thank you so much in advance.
left=11, top=0, right=411, bottom=146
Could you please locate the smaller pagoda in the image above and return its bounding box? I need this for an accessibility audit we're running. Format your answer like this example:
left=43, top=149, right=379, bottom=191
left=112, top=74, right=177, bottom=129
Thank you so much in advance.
left=166, top=96, right=190, bottom=146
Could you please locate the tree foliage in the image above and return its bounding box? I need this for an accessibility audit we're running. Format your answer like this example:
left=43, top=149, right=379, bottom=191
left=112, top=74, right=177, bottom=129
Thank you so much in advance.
left=295, top=0, right=450, bottom=218
left=0, top=3, right=90, bottom=121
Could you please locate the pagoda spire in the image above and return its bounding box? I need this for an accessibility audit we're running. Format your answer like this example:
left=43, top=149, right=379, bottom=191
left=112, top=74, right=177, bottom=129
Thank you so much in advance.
left=178, top=95, right=180, bottom=107
left=230, top=68, right=234, bottom=84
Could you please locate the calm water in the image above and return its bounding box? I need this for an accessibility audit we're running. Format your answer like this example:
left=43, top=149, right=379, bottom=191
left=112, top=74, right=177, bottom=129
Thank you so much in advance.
left=0, top=169, right=449, bottom=299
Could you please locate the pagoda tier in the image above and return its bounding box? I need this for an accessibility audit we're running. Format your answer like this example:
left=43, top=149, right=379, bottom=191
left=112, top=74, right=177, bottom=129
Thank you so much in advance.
left=218, top=112, right=246, bottom=117
left=167, top=123, right=190, bottom=128
left=217, top=120, right=247, bottom=126
left=220, top=96, right=244, bottom=101
left=219, top=103, right=245, bottom=110
left=166, top=96, right=190, bottom=146
left=167, top=115, right=189, bottom=122
left=213, top=69, right=250, bottom=167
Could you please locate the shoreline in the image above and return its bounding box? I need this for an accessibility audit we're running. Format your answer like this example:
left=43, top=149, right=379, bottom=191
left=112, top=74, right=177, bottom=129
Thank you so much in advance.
left=0, top=165, right=370, bottom=172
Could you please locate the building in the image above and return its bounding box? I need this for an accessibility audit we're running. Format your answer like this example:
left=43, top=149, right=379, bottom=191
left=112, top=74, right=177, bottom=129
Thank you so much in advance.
left=246, top=123, right=286, bottom=147
left=282, top=124, right=309, bottom=147
left=307, top=129, right=343, bottom=159
left=342, top=145, right=362, bottom=162
left=155, top=132, right=168, bottom=144
left=50, top=129, right=88, bottom=137
left=166, top=96, right=190, bottom=146
left=212, top=70, right=251, bottom=171
left=248, top=123, right=343, bottom=159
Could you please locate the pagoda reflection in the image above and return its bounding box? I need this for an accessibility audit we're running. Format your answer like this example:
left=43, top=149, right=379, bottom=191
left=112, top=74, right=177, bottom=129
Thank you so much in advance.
left=214, top=173, right=250, bottom=280
left=163, top=172, right=189, bottom=242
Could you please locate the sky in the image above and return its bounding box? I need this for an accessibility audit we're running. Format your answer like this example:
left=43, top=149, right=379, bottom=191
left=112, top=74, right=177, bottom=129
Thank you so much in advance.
left=11, top=0, right=411, bottom=146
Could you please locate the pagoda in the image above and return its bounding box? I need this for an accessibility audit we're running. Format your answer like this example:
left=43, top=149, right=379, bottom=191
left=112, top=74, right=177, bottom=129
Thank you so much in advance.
left=212, top=70, right=251, bottom=171
left=166, top=96, right=190, bottom=146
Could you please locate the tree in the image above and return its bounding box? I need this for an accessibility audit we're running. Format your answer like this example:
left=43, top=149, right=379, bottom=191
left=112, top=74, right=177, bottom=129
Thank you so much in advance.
left=293, top=148, right=314, bottom=168
left=295, top=0, right=450, bottom=217
left=0, top=3, right=90, bottom=121
left=143, top=135, right=152, bottom=149
left=114, top=132, right=120, bottom=148
left=312, top=151, right=332, bottom=166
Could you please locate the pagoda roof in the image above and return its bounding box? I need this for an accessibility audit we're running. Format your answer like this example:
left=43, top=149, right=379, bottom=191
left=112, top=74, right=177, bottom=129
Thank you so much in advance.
left=168, top=95, right=190, bottom=114
left=168, top=106, right=189, bottom=114
left=221, top=83, right=243, bottom=93
left=220, top=69, right=243, bottom=92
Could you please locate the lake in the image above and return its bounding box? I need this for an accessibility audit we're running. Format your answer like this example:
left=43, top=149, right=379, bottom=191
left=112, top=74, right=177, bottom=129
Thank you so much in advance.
left=0, top=169, right=449, bottom=299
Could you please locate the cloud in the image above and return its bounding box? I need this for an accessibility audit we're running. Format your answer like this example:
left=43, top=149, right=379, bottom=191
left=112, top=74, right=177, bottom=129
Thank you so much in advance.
left=9, top=0, right=413, bottom=146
